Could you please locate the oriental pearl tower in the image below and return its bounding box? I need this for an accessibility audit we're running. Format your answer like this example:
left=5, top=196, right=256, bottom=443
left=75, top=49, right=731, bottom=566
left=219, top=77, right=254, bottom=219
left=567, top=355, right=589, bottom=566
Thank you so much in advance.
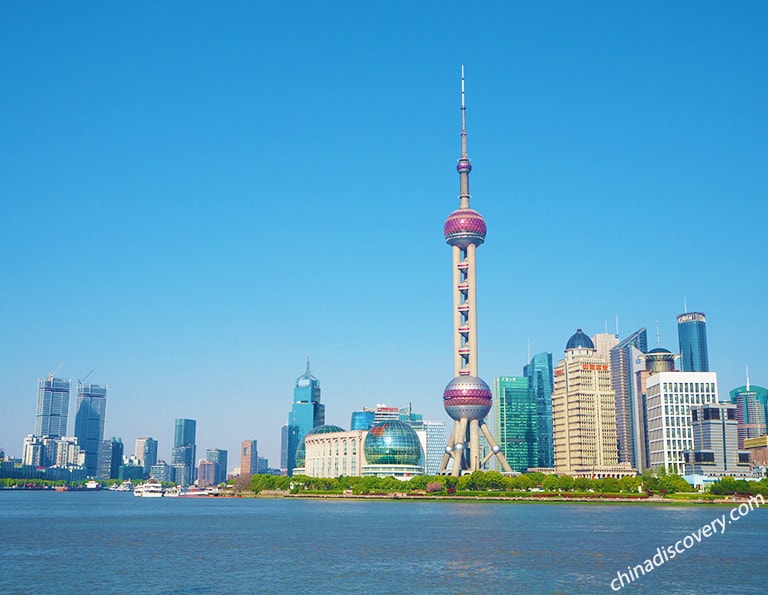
left=438, top=68, right=512, bottom=476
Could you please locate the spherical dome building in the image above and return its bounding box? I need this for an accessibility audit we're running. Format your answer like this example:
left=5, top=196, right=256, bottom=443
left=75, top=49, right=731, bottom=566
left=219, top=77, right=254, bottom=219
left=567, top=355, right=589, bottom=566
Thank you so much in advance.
left=442, top=375, right=492, bottom=421
left=295, top=425, right=344, bottom=468
left=363, top=421, right=422, bottom=466
left=444, top=208, right=487, bottom=248
left=565, top=328, right=595, bottom=351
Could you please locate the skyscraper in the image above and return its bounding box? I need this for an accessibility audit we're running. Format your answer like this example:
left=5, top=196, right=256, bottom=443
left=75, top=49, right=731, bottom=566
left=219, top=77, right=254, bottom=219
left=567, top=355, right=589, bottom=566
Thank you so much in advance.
left=206, top=448, right=228, bottom=484
left=36, top=376, right=71, bottom=438
left=609, top=329, right=648, bottom=467
left=493, top=376, right=537, bottom=472
left=437, top=69, right=511, bottom=475
left=552, top=329, right=630, bottom=477
left=171, top=418, right=196, bottom=485
left=729, top=381, right=768, bottom=449
left=241, top=440, right=258, bottom=476
left=73, top=383, right=107, bottom=477
left=283, top=359, right=325, bottom=475
left=135, top=437, right=158, bottom=477
left=677, top=312, right=709, bottom=372
left=523, top=352, right=554, bottom=468
left=97, top=437, right=123, bottom=480
left=646, top=371, right=718, bottom=473
left=683, top=403, right=751, bottom=479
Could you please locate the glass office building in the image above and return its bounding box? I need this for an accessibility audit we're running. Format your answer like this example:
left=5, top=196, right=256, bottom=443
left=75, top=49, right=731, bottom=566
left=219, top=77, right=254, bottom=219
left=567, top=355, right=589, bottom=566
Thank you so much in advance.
left=677, top=312, right=709, bottom=372
left=523, top=353, right=554, bottom=468
left=74, top=383, right=108, bottom=477
left=36, top=376, right=71, bottom=438
left=493, top=376, right=538, bottom=472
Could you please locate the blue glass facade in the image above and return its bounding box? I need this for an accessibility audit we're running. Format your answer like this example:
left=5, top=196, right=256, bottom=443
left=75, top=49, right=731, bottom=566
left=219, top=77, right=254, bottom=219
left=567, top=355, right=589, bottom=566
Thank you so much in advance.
left=172, top=419, right=196, bottom=484
left=523, top=353, right=554, bottom=468
left=677, top=312, right=709, bottom=372
left=285, top=361, right=325, bottom=475
left=36, top=377, right=71, bottom=439
left=350, top=410, right=375, bottom=430
left=493, top=376, right=538, bottom=472
left=74, top=383, right=107, bottom=477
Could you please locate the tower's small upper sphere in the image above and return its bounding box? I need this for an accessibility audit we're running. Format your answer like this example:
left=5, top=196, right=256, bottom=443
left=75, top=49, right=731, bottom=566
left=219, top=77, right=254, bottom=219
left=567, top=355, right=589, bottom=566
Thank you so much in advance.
left=444, top=209, right=487, bottom=248
left=442, top=375, right=492, bottom=421
left=565, top=328, right=595, bottom=350
left=456, top=158, right=472, bottom=175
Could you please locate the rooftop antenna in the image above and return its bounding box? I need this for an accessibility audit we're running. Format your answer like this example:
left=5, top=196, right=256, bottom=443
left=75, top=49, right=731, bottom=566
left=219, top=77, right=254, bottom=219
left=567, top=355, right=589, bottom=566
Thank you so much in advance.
left=683, top=298, right=688, bottom=314
left=655, top=321, right=661, bottom=348
left=615, top=315, right=619, bottom=338
left=306, top=354, right=311, bottom=375
left=604, top=320, right=609, bottom=334
left=746, top=365, right=750, bottom=391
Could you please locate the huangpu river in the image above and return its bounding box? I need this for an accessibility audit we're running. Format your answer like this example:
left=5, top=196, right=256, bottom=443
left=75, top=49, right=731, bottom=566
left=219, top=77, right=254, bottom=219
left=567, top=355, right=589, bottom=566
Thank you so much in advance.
left=1, top=491, right=766, bottom=594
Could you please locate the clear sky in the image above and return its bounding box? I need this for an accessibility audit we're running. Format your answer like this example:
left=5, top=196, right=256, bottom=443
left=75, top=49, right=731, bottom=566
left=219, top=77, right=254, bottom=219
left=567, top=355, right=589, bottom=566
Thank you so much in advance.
left=2, top=2, right=766, bottom=468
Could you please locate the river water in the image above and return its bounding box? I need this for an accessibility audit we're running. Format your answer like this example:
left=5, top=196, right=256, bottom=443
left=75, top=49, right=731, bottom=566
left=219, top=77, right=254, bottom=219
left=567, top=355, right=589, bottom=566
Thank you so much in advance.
left=1, top=491, right=765, bottom=594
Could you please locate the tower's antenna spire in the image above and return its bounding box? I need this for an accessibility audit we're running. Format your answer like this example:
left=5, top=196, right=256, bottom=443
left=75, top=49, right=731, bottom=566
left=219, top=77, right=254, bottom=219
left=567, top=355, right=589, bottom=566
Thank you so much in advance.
left=306, top=354, right=311, bottom=375
left=683, top=297, right=688, bottom=313
left=461, top=65, right=467, bottom=159
left=656, top=321, right=661, bottom=348
left=746, top=365, right=750, bottom=391
left=457, top=65, right=472, bottom=209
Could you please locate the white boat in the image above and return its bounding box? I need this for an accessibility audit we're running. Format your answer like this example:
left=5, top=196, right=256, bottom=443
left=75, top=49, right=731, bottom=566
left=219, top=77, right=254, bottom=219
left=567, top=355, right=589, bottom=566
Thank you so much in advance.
left=164, top=485, right=183, bottom=497
left=115, top=480, right=134, bottom=492
left=135, top=479, right=164, bottom=497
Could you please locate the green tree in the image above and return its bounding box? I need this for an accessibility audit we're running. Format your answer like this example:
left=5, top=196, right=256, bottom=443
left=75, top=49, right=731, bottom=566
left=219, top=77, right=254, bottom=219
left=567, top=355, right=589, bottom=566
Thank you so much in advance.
left=574, top=477, right=592, bottom=492
left=602, top=477, right=620, bottom=493
left=542, top=474, right=559, bottom=492
left=557, top=475, right=575, bottom=492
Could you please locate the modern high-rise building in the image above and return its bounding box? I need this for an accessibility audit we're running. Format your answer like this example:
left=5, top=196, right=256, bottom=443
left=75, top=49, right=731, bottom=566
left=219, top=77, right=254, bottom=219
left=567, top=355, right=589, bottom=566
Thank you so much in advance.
left=609, top=329, right=648, bottom=467
left=73, top=383, right=107, bottom=477
left=97, top=437, right=123, bottom=480
left=592, top=332, right=620, bottom=365
left=422, top=420, right=447, bottom=475
left=677, top=312, right=709, bottom=372
left=171, top=418, right=196, bottom=485
left=198, top=461, right=218, bottom=487
left=645, top=371, right=718, bottom=473
left=729, top=381, right=768, bottom=449
left=437, top=69, right=511, bottom=476
left=36, top=376, right=71, bottom=439
left=683, top=402, right=751, bottom=480
left=283, top=359, right=325, bottom=475
left=206, top=448, right=228, bottom=484
left=552, top=329, right=632, bottom=478
left=134, top=437, right=158, bottom=477
left=523, top=352, right=554, bottom=468
left=241, top=440, right=258, bottom=476
left=493, top=376, right=537, bottom=472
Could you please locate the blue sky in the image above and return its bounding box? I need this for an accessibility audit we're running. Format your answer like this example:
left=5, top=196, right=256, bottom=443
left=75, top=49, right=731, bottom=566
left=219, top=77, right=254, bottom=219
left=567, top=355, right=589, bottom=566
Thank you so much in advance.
left=2, top=2, right=766, bottom=468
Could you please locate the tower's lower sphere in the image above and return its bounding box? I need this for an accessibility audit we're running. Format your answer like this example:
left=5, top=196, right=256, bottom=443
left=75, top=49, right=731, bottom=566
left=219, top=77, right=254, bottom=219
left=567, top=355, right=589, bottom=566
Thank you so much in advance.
left=442, top=376, right=492, bottom=421
left=444, top=208, right=486, bottom=248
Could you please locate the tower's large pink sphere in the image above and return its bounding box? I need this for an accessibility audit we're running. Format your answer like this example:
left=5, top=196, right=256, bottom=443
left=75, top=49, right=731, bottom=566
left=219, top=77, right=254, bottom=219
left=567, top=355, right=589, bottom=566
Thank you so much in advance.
left=443, top=376, right=492, bottom=421
left=444, top=208, right=486, bottom=248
